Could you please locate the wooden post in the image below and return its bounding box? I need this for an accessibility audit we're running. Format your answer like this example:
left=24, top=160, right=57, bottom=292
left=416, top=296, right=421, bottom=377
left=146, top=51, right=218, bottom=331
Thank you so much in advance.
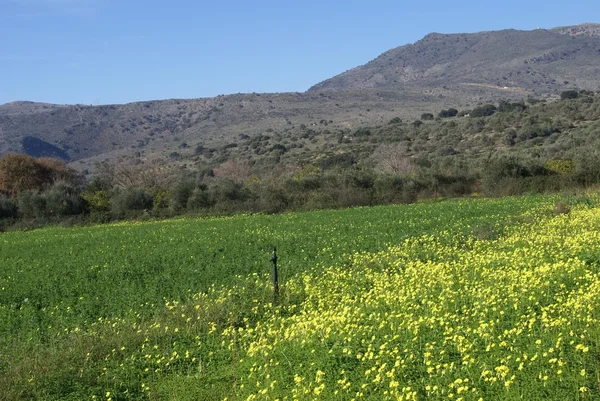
left=270, top=247, right=279, bottom=296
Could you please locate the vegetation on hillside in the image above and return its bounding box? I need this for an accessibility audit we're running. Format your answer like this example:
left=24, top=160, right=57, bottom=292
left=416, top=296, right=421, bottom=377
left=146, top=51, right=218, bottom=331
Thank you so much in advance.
left=1, top=91, right=600, bottom=229
left=3, top=25, right=600, bottom=169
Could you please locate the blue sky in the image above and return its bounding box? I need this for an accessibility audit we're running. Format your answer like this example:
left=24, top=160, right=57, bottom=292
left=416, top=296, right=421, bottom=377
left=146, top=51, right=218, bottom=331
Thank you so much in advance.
left=1, top=0, right=597, bottom=105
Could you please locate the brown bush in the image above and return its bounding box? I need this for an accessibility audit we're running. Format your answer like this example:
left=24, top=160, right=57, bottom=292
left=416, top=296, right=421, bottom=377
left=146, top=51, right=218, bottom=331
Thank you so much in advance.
left=0, top=154, right=79, bottom=198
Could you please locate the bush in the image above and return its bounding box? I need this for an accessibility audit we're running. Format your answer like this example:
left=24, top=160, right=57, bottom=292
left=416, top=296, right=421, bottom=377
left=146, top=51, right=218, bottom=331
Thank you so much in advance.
left=153, top=190, right=171, bottom=211
left=353, top=128, right=371, bottom=137
left=211, top=179, right=251, bottom=203
left=255, top=187, right=290, bottom=214
left=481, top=157, right=544, bottom=195
left=561, top=90, right=579, bottom=100
left=421, top=113, right=434, bottom=121
left=170, top=180, right=197, bottom=211
left=187, top=188, right=214, bottom=210
left=470, top=104, right=497, bottom=117
left=545, top=159, right=574, bottom=175
left=320, top=153, right=356, bottom=170
left=0, top=196, right=18, bottom=219
left=45, top=183, right=88, bottom=217
left=17, top=191, right=47, bottom=219
left=83, top=190, right=111, bottom=212
left=111, top=188, right=153, bottom=217
left=438, top=108, right=458, bottom=118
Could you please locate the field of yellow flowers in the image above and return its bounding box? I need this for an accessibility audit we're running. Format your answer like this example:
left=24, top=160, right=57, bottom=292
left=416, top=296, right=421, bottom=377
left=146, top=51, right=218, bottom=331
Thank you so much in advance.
left=1, top=195, right=600, bottom=400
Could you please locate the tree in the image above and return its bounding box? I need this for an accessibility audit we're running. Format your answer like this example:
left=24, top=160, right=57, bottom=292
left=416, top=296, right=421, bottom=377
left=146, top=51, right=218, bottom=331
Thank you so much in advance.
left=213, top=160, right=251, bottom=183
left=421, top=113, right=434, bottom=121
left=36, top=157, right=78, bottom=184
left=0, top=154, right=50, bottom=197
left=0, top=154, right=79, bottom=198
left=438, top=108, right=458, bottom=118
left=470, top=104, right=497, bottom=118
left=371, top=144, right=416, bottom=175
left=560, top=90, right=579, bottom=100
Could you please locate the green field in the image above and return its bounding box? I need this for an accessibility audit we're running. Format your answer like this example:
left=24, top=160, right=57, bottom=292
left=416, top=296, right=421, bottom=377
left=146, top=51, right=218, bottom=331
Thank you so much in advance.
left=2, top=195, right=600, bottom=400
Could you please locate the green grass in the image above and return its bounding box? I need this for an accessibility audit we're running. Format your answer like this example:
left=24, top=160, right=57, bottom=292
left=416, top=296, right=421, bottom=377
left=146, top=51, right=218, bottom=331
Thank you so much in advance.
left=3, top=194, right=599, bottom=400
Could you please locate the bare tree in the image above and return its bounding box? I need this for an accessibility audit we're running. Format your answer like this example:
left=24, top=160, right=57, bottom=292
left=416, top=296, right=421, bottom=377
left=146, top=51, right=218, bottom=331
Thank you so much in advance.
left=213, top=160, right=251, bottom=183
left=92, top=160, right=179, bottom=192
left=371, top=143, right=416, bottom=175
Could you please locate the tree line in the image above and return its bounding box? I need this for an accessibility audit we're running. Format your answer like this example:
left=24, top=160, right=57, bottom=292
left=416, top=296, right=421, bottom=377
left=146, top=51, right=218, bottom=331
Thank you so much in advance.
left=1, top=90, right=600, bottom=229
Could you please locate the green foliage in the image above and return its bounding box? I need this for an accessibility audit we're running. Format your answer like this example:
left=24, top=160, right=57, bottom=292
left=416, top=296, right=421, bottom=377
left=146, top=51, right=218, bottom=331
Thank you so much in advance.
left=497, top=100, right=527, bottom=113
left=6, top=93, right=600, bottom=228
left=82, top=190, right=111, bottom=212
left=353, top=127, right=371, bottom=137
left=438, top=108, right=458, bottom=118
left=561, top=90, right=579, bottom=100
left=3, top=195, right=594, bottom=400
left=470, top=104, right=497, bottom=117
left=44, top=183, right=88, bottom=217
left=152, top=189, right=171, bottom=211
left=16, top=191, right=46, bottom=218
left=170, top=179, right=197, bottom=211
left=319, top=153, right=356, bottom=170
left=0, top=196, right=18, bottom=219
left=545, top=159, right=575, bottom=175
left=110, top=188, right=153, bottom=217
left=186, top=187, right=214, bottom=210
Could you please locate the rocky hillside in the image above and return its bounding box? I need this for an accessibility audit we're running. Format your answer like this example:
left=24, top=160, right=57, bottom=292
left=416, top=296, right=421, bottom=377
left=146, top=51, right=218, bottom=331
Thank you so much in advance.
left=309, top=26, right=600, bottom=96
left=1, top=24, right=599, bottom=171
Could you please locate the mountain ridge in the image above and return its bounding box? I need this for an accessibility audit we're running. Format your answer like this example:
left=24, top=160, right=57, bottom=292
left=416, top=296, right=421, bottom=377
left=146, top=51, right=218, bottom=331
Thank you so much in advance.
left=2, top=23, right=600, bottom=171
left=308, top=26, right=600, bottom=93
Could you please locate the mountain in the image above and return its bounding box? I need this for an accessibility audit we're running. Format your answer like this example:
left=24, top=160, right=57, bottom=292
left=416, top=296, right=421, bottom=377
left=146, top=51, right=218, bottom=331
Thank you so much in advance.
left=0, top=91, right=444, bottom=172
left=309, top=25, right=600, bottom=95
left=1, top=24, right=600, bottom=172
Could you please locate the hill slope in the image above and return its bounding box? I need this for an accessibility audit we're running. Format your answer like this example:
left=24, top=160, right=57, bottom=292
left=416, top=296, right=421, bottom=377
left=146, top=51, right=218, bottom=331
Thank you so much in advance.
left=309, top=26, right=600, bottom=95
left=1, top=24, right=600, bottom=171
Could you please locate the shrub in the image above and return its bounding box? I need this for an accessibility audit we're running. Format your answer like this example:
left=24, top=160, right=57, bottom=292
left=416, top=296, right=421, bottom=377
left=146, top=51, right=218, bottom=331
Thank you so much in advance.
left=111, top=188, right=153, bottom=217
left=320, top=153, right=356, bottom=171
left=0, top=196, right=18, bottom=219
left=255, top=187, right=290, bottom=214
left=0, top=154, right=49, bottom=197
left=170, top=180, right=197, bottom=211
left=211, top=179, right=251, bottom=203
left=353, top=128, right=371, bottom=137
left=44, top=183, right=88, bottom=217
left=187, top=188, right=214, bottom=210
left=152, top=190, right=171, bottom=211
left=17, top=191, right=47, bottom=219
left=560, top=90, right=579, bottom=100
left=82, top=190, right=111, bottom=212
left=0, top=154, right=78, bottom=198
left=470, top=104, right=497, bottom=118
left=438, top=108, right=458, bottom=118
left=545, top=159, right=574, bottom=176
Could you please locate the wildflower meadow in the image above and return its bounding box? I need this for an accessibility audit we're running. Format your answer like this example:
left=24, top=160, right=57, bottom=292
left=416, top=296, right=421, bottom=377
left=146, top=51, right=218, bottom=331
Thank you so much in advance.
left=1, top=195, right=599, bottom=400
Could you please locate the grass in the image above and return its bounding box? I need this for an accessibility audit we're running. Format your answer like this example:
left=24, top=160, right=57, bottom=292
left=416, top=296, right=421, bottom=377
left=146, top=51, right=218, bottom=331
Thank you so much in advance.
left=2, top=194, right=600, bottom=400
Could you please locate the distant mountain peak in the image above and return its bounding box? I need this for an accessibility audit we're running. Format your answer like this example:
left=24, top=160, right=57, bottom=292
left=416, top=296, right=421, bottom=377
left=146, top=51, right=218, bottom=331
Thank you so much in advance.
left=309, top=25, right=600, bottom=93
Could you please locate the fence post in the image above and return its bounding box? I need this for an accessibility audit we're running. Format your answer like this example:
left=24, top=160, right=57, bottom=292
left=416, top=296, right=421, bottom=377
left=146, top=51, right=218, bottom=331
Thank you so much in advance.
left=270, top=247, right=279, bottom=296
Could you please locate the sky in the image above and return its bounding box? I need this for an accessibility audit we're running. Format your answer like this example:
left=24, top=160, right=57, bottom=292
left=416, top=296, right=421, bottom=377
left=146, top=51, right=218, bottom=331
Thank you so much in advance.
left=1, top=0, right=598, bottom=105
